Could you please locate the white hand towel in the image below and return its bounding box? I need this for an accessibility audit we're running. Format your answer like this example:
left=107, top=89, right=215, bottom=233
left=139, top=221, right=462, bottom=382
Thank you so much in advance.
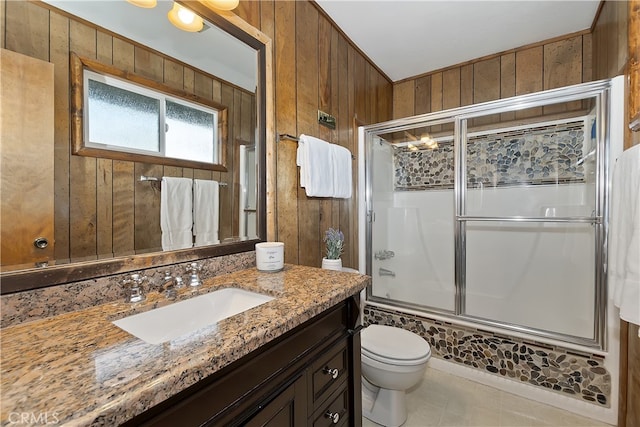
left=331, top=144, right=352, bottom=199
left=609, top=144, right=640, bottom=332
left=297, top=134, right=334, bottom=197
left=160, top=177, right=193, bottom=251
left=193, top=179, right=220, bottom=247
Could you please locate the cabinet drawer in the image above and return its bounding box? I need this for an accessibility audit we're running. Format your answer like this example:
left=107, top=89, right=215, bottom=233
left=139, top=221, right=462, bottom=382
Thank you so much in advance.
left=309, top=339, right=349, bottom=408
left=311, top=386, right=349, bottom=427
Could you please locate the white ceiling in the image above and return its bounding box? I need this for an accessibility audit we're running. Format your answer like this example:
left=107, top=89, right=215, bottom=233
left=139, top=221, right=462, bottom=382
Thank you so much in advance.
left=314, top=0, right=601, bottom=82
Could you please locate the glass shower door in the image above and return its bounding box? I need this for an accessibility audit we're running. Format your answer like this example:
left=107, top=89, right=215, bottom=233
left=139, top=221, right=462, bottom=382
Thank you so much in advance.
left=459, top=101, right=600, bottom=340
left=369, top=122, right=456, bottom=312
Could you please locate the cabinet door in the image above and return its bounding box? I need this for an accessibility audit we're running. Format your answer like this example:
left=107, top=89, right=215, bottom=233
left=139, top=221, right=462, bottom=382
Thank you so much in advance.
left=243, top=375, right=307, bottom=427
left=0, top=48, right=54, bottom=266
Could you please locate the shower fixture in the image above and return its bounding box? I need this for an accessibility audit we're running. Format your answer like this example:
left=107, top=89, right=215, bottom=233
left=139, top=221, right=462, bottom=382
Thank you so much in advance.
left=375, top=250, right=395, bottom=260
left=379, top=268, right=396, bottom=278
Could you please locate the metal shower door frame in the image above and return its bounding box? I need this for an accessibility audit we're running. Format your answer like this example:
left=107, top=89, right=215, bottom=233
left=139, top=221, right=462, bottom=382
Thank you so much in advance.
left=362, top=78, right=615, bottom=350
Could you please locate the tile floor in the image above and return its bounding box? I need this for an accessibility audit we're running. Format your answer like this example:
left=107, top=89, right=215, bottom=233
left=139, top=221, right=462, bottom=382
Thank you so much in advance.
left=362, top=367, right=613, bottom=427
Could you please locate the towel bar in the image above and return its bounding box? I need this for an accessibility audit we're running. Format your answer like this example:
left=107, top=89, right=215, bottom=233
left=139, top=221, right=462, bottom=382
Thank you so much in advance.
left=277, top=134, right=355, bottom=160
left=139, top=175, right=228, bottom=187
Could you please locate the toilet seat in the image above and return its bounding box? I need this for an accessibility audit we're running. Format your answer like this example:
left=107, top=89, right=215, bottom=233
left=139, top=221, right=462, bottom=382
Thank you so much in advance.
left=361, top=324, right=431, bottom=366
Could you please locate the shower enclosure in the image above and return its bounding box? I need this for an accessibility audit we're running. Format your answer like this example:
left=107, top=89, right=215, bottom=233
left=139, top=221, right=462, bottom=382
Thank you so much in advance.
left=359, top=78, right=623, bottom=349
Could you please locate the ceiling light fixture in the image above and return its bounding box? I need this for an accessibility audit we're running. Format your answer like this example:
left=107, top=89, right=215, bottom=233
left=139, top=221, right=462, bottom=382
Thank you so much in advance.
left=167, top=3, right=204, bottom=32
left=202, top=0, right=239, bottom=11
left=126, top=0, right=157, bottom=8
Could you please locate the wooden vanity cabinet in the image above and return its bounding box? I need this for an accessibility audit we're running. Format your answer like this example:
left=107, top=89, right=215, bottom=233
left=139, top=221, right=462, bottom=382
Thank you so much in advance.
left=123, top=296, right=362, bottom=427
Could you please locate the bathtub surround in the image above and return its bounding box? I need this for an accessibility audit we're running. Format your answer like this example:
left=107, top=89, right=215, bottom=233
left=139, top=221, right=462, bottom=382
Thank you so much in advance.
left=394, top=120, right=587, bottom=191
left=0, top=251, right=255, bottom=328
left=360, top=78, right=624, bottom=424
left=364, top=305, right=612, bottom=408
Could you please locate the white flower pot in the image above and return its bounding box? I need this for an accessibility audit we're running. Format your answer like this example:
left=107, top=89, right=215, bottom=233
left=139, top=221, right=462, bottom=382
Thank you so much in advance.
left=322, top=258, right=343, bottom=271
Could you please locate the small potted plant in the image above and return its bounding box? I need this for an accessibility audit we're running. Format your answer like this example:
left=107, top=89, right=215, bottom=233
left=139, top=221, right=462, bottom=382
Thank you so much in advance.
left=322, top=228, right=344, bottom=271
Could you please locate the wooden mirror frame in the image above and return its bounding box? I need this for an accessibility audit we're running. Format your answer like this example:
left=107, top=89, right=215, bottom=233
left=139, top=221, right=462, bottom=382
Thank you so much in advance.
left=0, top=1, right=275, bottom=294
left=70, top=53, right=230, bottom=172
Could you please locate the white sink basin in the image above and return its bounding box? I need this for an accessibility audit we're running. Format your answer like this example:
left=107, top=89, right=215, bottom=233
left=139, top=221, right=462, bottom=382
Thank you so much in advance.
left=113, top=288, right=274, bottom=344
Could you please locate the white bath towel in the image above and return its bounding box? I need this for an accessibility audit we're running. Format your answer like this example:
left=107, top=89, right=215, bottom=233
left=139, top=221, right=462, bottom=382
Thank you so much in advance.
left=609, top=144, right=640, bottom=333
left=332, top=144, right=352, bottom=198
left=193, top=179, right=220, bottom=247
left=160, top=177, right=193, bottom=251
left=296, top=134, right=334, bottom=197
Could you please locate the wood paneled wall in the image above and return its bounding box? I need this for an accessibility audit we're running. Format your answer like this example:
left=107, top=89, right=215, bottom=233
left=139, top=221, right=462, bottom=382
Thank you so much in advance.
left=234, top=1, right=393, bottom=269
left=2, top=1, right=255, bottom=263
left=593, top=2, right=640, bottom=426
left=593, top=0, right=629, bottom=82
left=392, top=31, right=593, bottom=119
left=594, top=0, right=640, bottom=150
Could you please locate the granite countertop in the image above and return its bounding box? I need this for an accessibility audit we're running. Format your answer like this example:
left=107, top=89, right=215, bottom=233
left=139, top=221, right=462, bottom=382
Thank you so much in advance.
left=0, top=264, right=369, bottom=426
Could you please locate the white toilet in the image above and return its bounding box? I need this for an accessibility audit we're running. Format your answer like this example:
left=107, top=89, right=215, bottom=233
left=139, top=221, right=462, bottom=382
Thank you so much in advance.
left=361, top=324, right=431, bottom=427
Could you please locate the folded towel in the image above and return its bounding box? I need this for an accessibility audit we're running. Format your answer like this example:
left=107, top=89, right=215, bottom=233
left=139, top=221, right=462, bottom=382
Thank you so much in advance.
left=160, top=177, right=193, bottom=251
left=331, top=144, right=352, bottom=198
left=296, top=138, right=307, bottom=187
left=193, top=179, right=220, bottom=247
left=609, top=144, right=640, bottom=332
left=297, top=134, right=334, bottom=197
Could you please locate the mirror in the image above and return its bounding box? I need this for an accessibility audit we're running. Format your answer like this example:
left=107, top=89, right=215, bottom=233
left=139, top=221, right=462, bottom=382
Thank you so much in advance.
left=0, top=0, right=272, bottom=293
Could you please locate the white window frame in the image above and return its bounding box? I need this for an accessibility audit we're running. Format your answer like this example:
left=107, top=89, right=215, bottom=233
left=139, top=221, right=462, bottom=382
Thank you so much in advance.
left=83, top=69, right=219, bottom=162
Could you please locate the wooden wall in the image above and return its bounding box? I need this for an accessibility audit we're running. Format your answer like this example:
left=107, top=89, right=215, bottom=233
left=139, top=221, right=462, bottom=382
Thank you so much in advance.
left=593, top=2, right=640, bottom=426
left=392, top=31, right=593, bottom=119
left=234, top=1, right=393, bottom=269
left=1, top=1, right=255, bottom=263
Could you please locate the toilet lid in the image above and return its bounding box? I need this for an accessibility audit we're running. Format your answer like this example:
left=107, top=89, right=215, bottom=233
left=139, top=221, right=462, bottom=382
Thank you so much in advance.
left=361, top=325, right=431, bottom=365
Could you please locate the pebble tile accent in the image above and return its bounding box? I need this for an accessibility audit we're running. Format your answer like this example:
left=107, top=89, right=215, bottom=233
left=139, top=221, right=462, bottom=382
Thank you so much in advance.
left=0, top=265, right=369, bottom=425
left=0, top=251, right=256, bottom=328
left=364, top=305, right=610, bottom=408
left=395, top=121, right=586, bottom=190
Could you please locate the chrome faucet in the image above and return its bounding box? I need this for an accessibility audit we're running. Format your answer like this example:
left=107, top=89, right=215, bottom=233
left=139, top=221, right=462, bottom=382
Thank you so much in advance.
left=159, top=270, right=184, bottom=299
left=123, top=273, right=147, bottom=303
left=378, top=268, right=396, bottom=278
left=375, top=250, right=395, bottom=261
left=187, top=262, right=202, bottom=287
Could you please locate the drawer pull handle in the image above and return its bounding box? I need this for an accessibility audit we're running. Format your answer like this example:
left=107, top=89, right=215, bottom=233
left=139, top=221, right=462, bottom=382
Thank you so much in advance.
left=325, top=411, right=340, bottom=424
left=323, top=367, right=339, bottom=379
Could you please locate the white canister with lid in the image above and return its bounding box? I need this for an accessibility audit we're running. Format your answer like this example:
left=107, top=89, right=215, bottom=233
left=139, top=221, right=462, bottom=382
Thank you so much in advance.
left=255, top=242, right=285, bottom=272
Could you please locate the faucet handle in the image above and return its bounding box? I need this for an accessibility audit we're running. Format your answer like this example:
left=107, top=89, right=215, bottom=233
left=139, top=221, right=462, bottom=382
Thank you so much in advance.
left=123, top=273, right=147, bottom=303
left=187, top=262, right=202, bottom=273
left=160, top=270, right=173, bottom=282
left=174, top=276, right=184, bottom=289
left=187, top=262, right=202, bottom=287
left=130, top=273, right=147, bottom=284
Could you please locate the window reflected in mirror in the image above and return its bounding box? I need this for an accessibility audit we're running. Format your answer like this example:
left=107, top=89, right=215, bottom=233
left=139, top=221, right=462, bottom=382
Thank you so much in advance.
left=75, top=55, right=229, bottom=171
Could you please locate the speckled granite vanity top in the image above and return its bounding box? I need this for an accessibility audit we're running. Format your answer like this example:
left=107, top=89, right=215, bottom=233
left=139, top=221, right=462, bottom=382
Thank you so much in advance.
left=0, top=264, right=369, bottom=426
